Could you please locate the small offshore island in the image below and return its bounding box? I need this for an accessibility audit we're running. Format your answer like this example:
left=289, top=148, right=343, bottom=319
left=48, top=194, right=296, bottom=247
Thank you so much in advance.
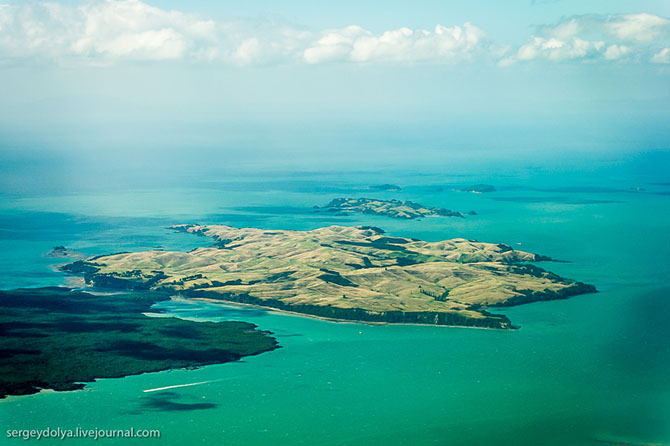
left=322, top=198, right=463, bottom=219
left=0, top=287, right=278, bottom=399
left=460, top=184, right=496, bottom=193
left=62, top=224, right=595, bottom=330
left=369, top=184, right=402, bottom=191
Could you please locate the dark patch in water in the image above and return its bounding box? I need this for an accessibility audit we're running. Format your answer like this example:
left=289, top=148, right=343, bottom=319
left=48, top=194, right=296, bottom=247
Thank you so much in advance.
left=502, top=185, right=628, bottom=194
left=594, top=439, right=660, bottom=446
left=227, top=206, right=316, bottom=215
left=598, top=288, right=670, bottom=440
left=492, top=196, right=621, bottom=204
left=0, top=211, right=171, bottom=241
left=542, top=186, right=623, bottom=193
left=137, top=392, right=218, bottom=412
left=0, top=348, right=41, bottom=359
left=201, top=213, right=270, bottom=224
left=606, top=288, right=670, bottom=375
left=0, top=321, right=51, bottom=332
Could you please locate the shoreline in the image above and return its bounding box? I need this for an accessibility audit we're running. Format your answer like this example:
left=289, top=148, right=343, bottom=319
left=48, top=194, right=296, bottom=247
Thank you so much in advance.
left=169, top=296, right=508, bottom=331
left=58, top=223, right=598, bottom=330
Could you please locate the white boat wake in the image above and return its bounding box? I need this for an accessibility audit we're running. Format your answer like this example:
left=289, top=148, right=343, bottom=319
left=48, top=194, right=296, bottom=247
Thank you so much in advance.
left=143, top=378, right=234, bottom=393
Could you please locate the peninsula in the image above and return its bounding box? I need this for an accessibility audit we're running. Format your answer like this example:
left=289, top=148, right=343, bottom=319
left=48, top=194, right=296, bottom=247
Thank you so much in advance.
left=62, top=224, right=596, bottom=330
left=322, top=198, right=463, bottom=219
left=0, top=287, right=278, bottom=399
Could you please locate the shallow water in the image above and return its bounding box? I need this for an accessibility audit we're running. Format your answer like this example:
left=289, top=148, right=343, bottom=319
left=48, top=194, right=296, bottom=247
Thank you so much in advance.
left=1, top=162, right=669, bottom=445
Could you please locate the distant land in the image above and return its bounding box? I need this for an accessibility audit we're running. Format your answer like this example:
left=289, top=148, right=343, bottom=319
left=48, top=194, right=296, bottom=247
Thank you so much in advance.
left=369, top=184, right=401, bottom=191
left=0, top=287, right=278, bottom=399
left=322, top=198, right=463, bottom=219
left=62, top=224, right=596, bottom=330
left=460, top=184, right=496, bottom=193
left=46, top=246, right=84, bottom=259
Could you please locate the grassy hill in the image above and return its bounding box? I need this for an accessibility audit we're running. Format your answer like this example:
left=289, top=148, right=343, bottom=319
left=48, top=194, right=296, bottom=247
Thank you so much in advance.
left=62, top=225, right=596, bottom=329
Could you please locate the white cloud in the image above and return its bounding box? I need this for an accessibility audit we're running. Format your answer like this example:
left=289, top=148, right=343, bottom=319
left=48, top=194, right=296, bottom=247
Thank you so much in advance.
left=68, top=0, right=219, bottom=61
left=603, top=44, right=630, bottom=60
left=357, top=23, right=485, bottom=63
left=651, top=47, right=670, bottom=63
left=517, top=37, right=605, bottom=61
left=510, top=13, right=670, bottom=64
left=546, top=18, right=581, bottom=40
left=0, top=0, right=218, bottom=63
left=303, top=22, right=486, bottom=64
left=304, top=25, right=369, bottom=64
left=0, top=2, right=668, bottom=67
left=605, top=13, right=669, bottom=42
left=0, top=0, right=487, bottom=66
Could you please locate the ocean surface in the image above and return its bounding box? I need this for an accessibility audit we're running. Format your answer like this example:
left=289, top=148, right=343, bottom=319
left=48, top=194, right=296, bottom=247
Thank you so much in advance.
left=1, top=156, right=669, bottom=445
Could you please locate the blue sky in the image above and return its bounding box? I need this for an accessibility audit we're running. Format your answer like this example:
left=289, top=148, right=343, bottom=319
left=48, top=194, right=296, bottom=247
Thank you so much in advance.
left=0, top=0, right=669, bottom=168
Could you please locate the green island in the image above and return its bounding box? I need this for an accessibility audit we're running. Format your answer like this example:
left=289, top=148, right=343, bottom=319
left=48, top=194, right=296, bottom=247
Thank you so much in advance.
left=0, top=287, right=278, bottom=399
left=322, top=197, right=463, bottom=219
left=369, top=184, right=402, bottom=191
left=460, top=184, right=496, bottom=193
left=61, top=224, right=596, bottom=330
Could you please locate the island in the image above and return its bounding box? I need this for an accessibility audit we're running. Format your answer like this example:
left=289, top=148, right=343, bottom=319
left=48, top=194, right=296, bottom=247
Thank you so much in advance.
left=369, top=184, right=402, bottom=191
left=322, top=198, right=463, bottom=219
left=46, top=246, right=83, bottom=259
left=460, top=184, right=496, bottom=193
left=0, top=287, right=278, bottom=399
left=61, top=224, right=596, bottom=330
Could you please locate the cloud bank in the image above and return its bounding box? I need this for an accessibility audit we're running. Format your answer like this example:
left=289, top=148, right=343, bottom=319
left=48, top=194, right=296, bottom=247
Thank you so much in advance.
left=0, top=0, right=668, bottom=66
left=505, top=13, right=670, bottom=64
left=0, top=0, right=488, bottom=65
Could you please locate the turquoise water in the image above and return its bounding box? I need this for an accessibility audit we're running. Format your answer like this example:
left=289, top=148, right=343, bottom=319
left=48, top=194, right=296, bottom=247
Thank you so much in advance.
left=1, top=162, right=669, bottom=445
